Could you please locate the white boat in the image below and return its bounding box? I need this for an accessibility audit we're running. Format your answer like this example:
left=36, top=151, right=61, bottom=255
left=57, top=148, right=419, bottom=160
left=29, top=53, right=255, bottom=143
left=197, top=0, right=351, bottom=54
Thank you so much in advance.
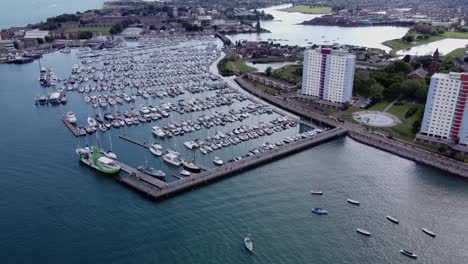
left=347, top=199, right=360, bottom=205
left=244, top=236, right=253, bottom=252
left=400, top=249, right=417, bottom=258
left=103, top=151, right=117, bottom=160
left=180, top=170, right=191, bottom=176
left=87, top=117, right=98, bottom=127
left=149, top=144, right=163, bottom=156
left=163, top=152, right=181, bottom=166
left=152, top=126, right=166, bottom=137
left=310, top=190, right=323, bottom=195
left=421, top=228, right=436, bottom=237
left=213, top=157, right=224, bottom=166
left=66, top=112, right=77, bottom=124
left=184, top=140, right=199, bottom=149
left=99, top=123, right=107, bottom=132
left=386, top=215, right=399, bottom=224
left=356, top=228, right=371, bottom=236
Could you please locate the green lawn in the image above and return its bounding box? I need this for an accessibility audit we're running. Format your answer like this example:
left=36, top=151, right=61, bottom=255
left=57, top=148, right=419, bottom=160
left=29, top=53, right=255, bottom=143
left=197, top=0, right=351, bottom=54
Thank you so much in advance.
left=446, top=47, right=468, bottom=59
left=225, top=61, right=256, bottom=73
left=65, top=26, right=111, bottom=35
left=383, top=31, right=468, bottom=54
left=255, top=84, right=279, bottom=95
left=279, top=5, right=332, bottom=14
left=380, top=104, right=424, bottom=141
left=272, top=65, right=302, bottom=84
left=368, top=101, right=391, bottom=111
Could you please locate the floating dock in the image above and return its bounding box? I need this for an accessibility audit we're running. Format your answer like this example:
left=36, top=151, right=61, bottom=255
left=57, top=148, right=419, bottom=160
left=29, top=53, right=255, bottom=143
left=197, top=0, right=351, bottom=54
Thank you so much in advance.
left=62, top=117, right=86, bottom=137
left=119, top=134, right=149, bottom=149
left=112, top=127, right=347, bottom=200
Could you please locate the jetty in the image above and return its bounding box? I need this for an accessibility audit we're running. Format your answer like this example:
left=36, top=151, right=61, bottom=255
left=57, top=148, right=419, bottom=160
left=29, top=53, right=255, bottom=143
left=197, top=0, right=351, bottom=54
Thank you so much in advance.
left=112, top=127, right=347, bottom=200
left=119, top=134, right=149, bottom=149
left=62, top=118, right=86, bottom=137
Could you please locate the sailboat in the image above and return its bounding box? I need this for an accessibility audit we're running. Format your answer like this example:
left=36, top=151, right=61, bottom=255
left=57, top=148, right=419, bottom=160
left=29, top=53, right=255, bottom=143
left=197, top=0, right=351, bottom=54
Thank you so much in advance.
left=244, top=235, right=253, bottom=253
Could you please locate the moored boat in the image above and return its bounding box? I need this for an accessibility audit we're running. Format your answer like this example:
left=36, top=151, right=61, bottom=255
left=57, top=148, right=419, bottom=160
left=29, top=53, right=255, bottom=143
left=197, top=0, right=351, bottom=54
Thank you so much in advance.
left=421, top=228, right=436, bottom=237
left=400, top=249, right=417, bottom=258
left=386, top=215, right=399, bottom=224
left=213, top=156, right=224, bottom=166
left=76, top=146, right=120, bottom=174
left=356, top=228, right=371, bottom=236
left=138, top=164, right=166, bottom=180
left=347, top=199, right=360, bottom=205
left=311, top=208, right=328, bottom=215
left=244, top=236, right=253, bottom=252
left=66, top=112, right=77, bottom=124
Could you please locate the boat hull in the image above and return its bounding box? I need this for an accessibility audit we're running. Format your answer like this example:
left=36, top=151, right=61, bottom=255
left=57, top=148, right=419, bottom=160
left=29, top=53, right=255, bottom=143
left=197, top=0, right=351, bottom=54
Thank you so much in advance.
left=76, top=150, right=120, bottom=174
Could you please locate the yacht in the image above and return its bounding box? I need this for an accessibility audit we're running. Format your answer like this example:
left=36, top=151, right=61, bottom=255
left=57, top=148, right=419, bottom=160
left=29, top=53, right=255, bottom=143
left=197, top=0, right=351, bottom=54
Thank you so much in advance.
left=184, top=140, right=199, bottom=149
left=138, top=165, right=166, bottom=180
left=386, top=215, right=399, bottom=224
left=400, top=250, right=417, bottom=258
left=422, top=228, right=436, bottom=237
left=213, top=157, right=224, bottom=166
left=347, top=199, right=360, bottom=205
left=244, top=236, right=253, bottom=253
left=66, top=112, right=77, bottom=124
left=149, top=144, right=163, bottom=156
left=311, top=208, right=328, bottom=215
left=163, top=152, right=182, bottom=166
left=87, top=117, right=98, bottom=127
left=152, top=126, right=166, bottom=137
left=182, top=160, right=201, bottom=173
left=180, top=170, right=191, bottom=177
left=310, top=190, right=323, bottom=195
left=356, top=228, right=371, bottom=236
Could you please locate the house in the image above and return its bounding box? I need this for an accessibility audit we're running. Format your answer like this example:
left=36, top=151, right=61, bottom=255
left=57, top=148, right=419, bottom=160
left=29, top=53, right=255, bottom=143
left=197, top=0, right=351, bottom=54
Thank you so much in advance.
left=246, top=72, right=297, bottom=93
left=407, top=65, right=428, bottom=80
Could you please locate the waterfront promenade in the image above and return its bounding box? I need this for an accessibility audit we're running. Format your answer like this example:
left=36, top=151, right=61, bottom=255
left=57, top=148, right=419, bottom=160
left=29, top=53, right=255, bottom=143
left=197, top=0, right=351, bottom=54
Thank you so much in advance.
left=234, top=77, right=468, bottom=178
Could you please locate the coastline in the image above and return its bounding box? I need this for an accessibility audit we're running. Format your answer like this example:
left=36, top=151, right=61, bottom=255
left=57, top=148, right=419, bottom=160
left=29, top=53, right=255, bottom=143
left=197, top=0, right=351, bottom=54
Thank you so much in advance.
left=232, top=75, right=468, bottom=178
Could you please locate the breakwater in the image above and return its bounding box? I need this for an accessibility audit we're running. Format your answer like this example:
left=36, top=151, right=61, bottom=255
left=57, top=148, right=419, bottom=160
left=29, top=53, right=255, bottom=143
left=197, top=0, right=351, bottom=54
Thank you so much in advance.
left=115, top=127, right=347, bottom=200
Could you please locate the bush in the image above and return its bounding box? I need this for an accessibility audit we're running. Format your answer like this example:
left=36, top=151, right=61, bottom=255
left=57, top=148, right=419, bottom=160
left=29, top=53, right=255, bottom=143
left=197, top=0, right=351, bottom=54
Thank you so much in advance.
left=405, top=106, right=419, bottom=118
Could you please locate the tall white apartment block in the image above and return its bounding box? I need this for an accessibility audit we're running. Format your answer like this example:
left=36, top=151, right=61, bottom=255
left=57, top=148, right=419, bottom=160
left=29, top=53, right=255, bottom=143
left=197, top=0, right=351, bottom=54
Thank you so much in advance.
left=301, top=48, right=356, bottom=103
left=420, top=72, right=468, bottom=146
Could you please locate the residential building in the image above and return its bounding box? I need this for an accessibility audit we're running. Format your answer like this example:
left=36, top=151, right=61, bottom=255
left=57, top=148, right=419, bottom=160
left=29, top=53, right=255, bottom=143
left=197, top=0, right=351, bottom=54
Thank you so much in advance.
left=418, top=72, right=468, bottom=148
left=301, top=48, right=356, bottom=104
left=246, top=72, right=297, bottom=93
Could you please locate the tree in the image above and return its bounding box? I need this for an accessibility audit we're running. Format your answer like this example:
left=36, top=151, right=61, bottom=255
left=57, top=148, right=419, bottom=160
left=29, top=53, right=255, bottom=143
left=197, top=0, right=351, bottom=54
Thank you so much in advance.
left=402, top=34, right=414, bottom=42
left=401, top=79, right=425, bottom=98
left=412, top=120, right=421, bottom=133
left=403, top=54, right=411, bottom=63
left=265, top=66, right=272, bottom=76
left=149, top=25, right=156, bottom=30
left=78, top=31, right=93, bottom=39
left=369, top=83, right=384, bottom=102
left=384, top=83, right=403, bottom=100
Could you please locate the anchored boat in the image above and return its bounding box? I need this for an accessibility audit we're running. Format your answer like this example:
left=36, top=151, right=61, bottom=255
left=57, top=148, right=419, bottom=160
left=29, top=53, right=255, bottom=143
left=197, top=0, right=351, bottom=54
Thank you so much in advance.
left=400, top=249, right=417, bottom=258
left=244, top=236, right=253, bottom=253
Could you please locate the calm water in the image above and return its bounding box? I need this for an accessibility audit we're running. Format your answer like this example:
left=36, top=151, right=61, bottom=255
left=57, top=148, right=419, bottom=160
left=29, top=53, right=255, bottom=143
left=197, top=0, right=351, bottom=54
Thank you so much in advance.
left=0, top=0, right=106, bottom=29
left=397, top=38, right=468, bottom=56
left=227, top=4, right=410, bottom=51
left=0, top=42, right=467, bottom=263
left=245, top=60, right=300, bottom=72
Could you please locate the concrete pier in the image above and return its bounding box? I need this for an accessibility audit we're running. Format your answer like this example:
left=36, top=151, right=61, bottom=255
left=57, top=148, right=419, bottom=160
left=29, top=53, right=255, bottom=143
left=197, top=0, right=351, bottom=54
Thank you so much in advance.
left=112, top=127, right=347, bottom=200
left=62, top=118, right=86, bottom=137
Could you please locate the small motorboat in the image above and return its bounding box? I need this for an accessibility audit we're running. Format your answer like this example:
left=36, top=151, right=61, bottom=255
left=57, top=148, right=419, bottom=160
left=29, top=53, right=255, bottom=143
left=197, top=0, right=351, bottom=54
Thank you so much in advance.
left=149, top=144, right=163, bottom=156
left=213, top=157, right=224, bottom=166
left=87, top=117, right=98, bottom=127
left=356, top=228, right=371, bottom=236
left=311, top=208, right=328, bottom=215
left=137, top=165, right=166, bottom=180
left=163, top=152, right=182, bottom=166
left=310, top=190, right=323, bottom=195
left=180, top=170, right=191, bottom=177
left=347, top=199, right=360, bottom=205
left=421, top=228, right=436, bottom=237
left=99, top=123, right=107, bottom=132
left=400, top=249, right=417, bottom=258
left=244, top=236, right=253, bottom=253
left=386, top=215, right=399, bottom=224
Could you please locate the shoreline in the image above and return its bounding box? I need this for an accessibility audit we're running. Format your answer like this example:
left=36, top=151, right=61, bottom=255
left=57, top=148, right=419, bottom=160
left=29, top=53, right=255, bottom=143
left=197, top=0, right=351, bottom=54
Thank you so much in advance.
left=232, top=76, right=468, bottom=178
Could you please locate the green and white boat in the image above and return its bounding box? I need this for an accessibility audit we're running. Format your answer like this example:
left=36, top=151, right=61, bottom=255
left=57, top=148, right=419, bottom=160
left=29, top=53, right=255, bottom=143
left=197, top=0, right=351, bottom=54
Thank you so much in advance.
left=76, top=146, right=121, bottom=174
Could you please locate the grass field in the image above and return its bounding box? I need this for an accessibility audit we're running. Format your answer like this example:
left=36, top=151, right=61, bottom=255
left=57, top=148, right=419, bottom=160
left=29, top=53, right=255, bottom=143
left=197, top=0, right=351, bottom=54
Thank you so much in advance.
left=368, top=101, right=390, bottom=111
left=225, top=61, right=256, bottom=73
left=446, top=47, right=468, bottom=59
left=272, top=65, right=302, bottom=84
left=380, top=104, right=424, bottom=141
left=65, top=26, right=111, bottom=35
left=279, top=5, right=332, bottom=14
left=383, top=31, right=468, bottom=54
